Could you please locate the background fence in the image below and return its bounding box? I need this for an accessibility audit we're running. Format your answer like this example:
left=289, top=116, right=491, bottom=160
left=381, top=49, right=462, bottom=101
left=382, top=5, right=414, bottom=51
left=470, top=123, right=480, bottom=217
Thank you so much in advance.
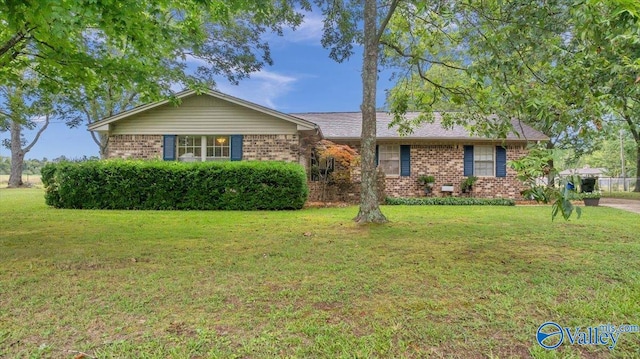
left=598, top=177, right=639, bottom=192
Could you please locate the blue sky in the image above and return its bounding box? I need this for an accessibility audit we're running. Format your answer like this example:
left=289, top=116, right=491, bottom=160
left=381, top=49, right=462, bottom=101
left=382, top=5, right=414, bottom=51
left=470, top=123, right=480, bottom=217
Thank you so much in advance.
left=1, top=13, right=396, bottom=160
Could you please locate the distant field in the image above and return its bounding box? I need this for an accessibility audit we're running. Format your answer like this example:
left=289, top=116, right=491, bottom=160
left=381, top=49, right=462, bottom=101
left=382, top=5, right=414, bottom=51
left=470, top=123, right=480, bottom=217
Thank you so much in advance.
left=0, top=174, right=42, bottom=186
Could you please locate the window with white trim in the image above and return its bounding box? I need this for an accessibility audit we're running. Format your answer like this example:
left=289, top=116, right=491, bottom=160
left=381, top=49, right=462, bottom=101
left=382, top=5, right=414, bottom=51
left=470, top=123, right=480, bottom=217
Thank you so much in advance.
left=473, top=145, right=494, bottom=176
left=177, top=135, right=230, bottom=162
left=379, top=145, right=400, bottom=176
left=206, top=136, right=230, bottom=160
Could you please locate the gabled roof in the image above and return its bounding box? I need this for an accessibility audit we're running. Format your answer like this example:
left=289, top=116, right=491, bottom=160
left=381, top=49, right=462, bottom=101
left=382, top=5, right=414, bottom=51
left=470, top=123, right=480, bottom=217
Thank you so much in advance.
left=88, top=89, right=318, bottom=132
left=291, top=112, right=548, bottom=141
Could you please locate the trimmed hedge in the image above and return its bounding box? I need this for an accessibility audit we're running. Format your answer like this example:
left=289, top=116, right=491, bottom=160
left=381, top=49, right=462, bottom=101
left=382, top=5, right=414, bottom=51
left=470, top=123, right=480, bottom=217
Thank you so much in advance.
left=42, top=160, right=309, bottom=210
left=385, top=197, right=515, bottom=206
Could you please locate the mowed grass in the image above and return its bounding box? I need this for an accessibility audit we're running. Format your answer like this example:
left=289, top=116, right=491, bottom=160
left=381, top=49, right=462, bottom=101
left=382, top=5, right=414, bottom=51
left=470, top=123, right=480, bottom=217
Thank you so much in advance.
left=0, top=189, right=638, bottom=358
left=601, top=191, right=640, bottom=200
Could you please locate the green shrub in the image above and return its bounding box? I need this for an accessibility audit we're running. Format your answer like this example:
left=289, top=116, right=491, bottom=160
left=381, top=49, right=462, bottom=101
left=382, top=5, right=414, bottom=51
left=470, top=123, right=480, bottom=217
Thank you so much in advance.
left=41, top=163, right=62, bottom=207
left=43, top=160, right=308, bottom=210
left=385, top=197, right=515, bottom=206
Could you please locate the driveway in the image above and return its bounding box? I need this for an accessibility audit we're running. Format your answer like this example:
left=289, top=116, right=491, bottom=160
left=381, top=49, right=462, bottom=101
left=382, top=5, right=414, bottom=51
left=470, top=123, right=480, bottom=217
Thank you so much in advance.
left=598, top=198, right=640, bottom=214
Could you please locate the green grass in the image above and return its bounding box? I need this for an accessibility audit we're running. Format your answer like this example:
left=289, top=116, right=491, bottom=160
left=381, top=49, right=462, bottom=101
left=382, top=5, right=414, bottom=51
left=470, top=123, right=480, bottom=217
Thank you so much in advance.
left=601, top=191, right=640, bottom=200
left=1, top=189, right=639, bottom=358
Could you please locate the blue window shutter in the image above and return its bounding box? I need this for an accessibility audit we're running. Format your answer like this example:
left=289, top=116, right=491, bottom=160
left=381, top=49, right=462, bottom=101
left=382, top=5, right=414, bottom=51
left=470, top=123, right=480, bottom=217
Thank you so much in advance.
left=163, top=135, right=177, bottom=161
left=463, top=145, right=474, bottom=176
left=375, top=145, right=379, bottom=166
left=496, top=146, right=507, bottom=177
left=400, top=145, right=411, bottom=177
left=230, top=135, right=243, bottom=161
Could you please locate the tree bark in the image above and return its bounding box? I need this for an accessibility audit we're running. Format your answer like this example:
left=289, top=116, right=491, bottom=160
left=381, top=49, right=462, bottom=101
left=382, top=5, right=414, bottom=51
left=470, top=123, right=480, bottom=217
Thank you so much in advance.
left=7, top=119, right=25, bottom=187
left=91, top=131, right=110, bottom=159
left=546, top=141, right=555, bottom=187
left=100, top=135, right=109, bottom=159
left=354, top=0, right=387, bottom=223
left=622, top=109, right=639, bottom=192
left=0, top=30, right=27, bottom=59
left=6, top=112, right=50, bottom=187
left=634, top=143, right=640, bottom=192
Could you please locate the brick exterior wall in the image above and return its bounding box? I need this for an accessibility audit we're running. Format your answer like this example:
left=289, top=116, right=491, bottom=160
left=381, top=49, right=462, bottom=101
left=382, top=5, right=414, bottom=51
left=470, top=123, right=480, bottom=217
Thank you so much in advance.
left=242, top=134, right=300, bottom=162
left=107, top=134, right=528, bottom=199
left=384, top=144, right=528, bottom=198
left=108, top=135, right=163, bottom=159
left=107, top=134, right=300, bottom=162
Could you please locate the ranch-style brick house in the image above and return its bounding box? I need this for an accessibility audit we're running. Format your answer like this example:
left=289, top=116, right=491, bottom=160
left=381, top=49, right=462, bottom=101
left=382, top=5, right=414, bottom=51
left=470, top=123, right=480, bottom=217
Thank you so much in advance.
left=88, top=89, right=548, bottom=199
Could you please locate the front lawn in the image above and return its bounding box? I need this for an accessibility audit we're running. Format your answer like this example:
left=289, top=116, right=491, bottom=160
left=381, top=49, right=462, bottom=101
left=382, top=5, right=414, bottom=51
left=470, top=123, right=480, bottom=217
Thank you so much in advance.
left=1, top=189, right=638, bottom=358
left=601, top=191, right=640, bottom=200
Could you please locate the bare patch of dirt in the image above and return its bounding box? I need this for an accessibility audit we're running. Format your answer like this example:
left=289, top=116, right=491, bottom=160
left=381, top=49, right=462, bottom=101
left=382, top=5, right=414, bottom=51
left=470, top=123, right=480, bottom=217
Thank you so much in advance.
left=166, top=322, right=197, bottom=337
left=304, top=201, right=353, bottom=208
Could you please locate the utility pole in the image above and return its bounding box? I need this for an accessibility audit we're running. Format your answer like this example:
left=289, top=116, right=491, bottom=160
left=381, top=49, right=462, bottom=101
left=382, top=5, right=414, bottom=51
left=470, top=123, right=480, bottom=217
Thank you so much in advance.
left=620, top=129, right=626, bottom=191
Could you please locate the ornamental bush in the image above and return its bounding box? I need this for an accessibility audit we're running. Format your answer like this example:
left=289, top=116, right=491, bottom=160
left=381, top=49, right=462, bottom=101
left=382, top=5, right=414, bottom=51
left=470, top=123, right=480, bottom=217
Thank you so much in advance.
left=42, top=160, right=308, bottom=210
left=385, top=197, right=515, bottom=206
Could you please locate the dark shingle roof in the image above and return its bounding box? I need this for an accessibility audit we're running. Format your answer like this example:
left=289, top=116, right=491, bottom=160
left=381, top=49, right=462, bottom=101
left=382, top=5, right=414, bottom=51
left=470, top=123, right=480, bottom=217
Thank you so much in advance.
left=291, top=112, right=548, bottom=141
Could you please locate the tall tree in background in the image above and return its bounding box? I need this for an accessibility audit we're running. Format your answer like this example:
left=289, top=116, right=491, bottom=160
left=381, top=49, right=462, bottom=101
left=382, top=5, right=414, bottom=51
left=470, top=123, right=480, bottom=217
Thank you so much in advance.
left=316, top=0, right=400, bottom=223
left=385, top=1, right=604, bottom=186
left=578, top=125, right=637, bottom=177
left=64, top=85, right=139, bottom=158
left=355, top=0, right=400, bottom=223
left=0, top=80, right=61, bottom=187
left=60, top=8, right=305, bottom=158
left=1, top=0, right=308, bottom=168
left=1, top=0, right=305, bottom=94
left=573, top=0, right=640, bottom=190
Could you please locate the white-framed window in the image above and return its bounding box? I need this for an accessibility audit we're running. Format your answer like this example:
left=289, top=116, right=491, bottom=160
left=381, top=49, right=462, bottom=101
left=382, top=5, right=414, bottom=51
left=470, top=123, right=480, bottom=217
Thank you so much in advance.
left=474, top=145, right=494, bottom=176
left=177, top=135, right=230, bottom=162
left=379, top=145, right=400, bottom=176
left=205, top=136, right=230, bottom=161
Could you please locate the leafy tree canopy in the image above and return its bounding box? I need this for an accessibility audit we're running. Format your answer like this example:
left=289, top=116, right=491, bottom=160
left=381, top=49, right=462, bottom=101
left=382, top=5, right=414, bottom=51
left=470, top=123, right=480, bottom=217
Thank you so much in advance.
left=1, top=0, right=307, bottom=99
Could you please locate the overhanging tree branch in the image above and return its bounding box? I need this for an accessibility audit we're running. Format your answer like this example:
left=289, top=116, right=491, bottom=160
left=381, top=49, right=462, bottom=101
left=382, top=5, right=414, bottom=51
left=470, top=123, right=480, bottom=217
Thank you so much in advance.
left=380, top=39, right=467, bottom=71
left=375, top=0, right=401, bottom=43
left=23, top=113, right=50, bottom=153
left=0, top=30, right=28, bottom=58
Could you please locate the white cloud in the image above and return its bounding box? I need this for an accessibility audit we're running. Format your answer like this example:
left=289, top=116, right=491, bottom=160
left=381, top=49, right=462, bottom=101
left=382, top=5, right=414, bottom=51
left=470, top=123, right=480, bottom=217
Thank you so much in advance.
left=216, top=70, right=298, bottom=109
left=280, top=12, right=324, bottom=44
left=31, top=115, right=48, bottom=124
left=182, top=54, right=208, bottom=68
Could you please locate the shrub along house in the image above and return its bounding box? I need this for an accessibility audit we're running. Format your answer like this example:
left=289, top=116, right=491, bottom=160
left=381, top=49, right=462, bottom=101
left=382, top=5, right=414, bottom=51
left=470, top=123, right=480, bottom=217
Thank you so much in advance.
left=88, top=89, right=548, bottom=199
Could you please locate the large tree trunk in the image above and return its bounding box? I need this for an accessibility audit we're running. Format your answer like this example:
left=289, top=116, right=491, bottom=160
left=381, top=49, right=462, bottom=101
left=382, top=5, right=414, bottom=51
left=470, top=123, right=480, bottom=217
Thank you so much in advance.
left=546, top=141, right=555, bottom=187
left=100, top=133, right=109, bottom=158
left=92, top=131, right=110, bottom=159
left=623, top=112, right=640, bottom=192
left=634, top=143, right=640, bottom=192
left=7, top=119, right=25, bottom=188
left=354, top=0, right=387, bottom=223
